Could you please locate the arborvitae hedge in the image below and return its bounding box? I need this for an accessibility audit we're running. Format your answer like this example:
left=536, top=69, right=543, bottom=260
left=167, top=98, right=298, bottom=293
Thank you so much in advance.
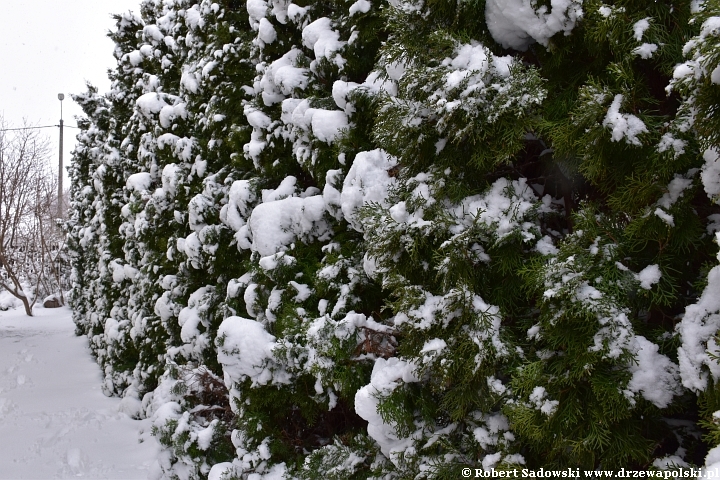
left=68, top=0, right=720, bottom=477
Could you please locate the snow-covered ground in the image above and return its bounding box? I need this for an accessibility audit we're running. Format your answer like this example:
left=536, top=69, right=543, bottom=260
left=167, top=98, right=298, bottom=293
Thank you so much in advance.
left=0, top=304, right=157, bottom=479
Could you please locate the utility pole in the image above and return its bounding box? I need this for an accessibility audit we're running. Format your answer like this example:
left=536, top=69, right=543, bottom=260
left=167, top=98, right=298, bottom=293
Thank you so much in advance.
left=57, top=93, right=64, bottom=218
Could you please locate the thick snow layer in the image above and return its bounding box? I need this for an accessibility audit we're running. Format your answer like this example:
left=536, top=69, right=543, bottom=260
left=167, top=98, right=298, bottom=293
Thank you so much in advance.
left=0, top=289, right=23, bottom=310
left=247, top=0, right=269, bottom=28
left=245, top=106, right=273, bottom=130
left=135, top=93, right=187, bottom=129
left=485, top=0, right=584, bottom=51
left=332, top=80, right=360, bottom=109
left=636, top=264, right=662, bottom=290
left=311, top=109, right=349, bottom=143
left=355, top=357, right=419, bottom=462
left=209, top=462, right=235, bottom=480
left=702, top=445, right=720, bottom=478
left=0, top=307, right=156, bottom=478
left=658, top=175, right=694, bottom=210
left=161, top=164, right=180, bottom=198
left=632, top=43, right=658, bottom=59
left=302, top=17, right=347, bottom=67
left=178, top=287, right=213, bottom=348
left=188, top=193, right=214, bottom=232
left=258, top=18, right=277, bottom=44
left=280, top=99, right=349, bottom=144
left=217, top=316, right=289, bottom=386
left=247, top=195, right=330, bottom=256
left=626, top=336, right=681, bottom=408
left=349, top=0, right=372, bottom=16
left=632, top=18, right=651, bottom=41
left=221, top=179, right=257, bottom=235
left=181, top=70, right=199, bottom=94
left=677, top=263, right=720, bottom=391
left=127, top=172, right=152, bottom=192
left=441, top=41, right=513, bottom=91
left=341, top=149, right=398, bottom=232
left=535, top=235, right=559, bottom=255
left=263, top=49, right=309, bottom=99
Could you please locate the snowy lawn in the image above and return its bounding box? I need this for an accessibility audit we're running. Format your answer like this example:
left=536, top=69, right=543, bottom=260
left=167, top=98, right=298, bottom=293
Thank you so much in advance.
left=0, top=305, right=157, bottom=479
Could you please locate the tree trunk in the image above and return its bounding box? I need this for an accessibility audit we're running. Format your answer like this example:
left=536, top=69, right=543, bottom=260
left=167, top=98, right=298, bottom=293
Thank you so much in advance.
left=19, top=294, right=33, bottom=317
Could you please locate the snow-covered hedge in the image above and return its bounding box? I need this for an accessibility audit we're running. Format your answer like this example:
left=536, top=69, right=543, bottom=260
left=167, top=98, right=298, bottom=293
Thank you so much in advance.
left=68, top=0, right=720, bottom=477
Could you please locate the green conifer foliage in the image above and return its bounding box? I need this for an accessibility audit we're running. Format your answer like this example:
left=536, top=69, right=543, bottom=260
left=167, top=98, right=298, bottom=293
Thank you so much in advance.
left=69, top=0, right=720, bottom=477
left=211, top=1, right=392, bottom=475
left=70, top=11, right=149, bottom=397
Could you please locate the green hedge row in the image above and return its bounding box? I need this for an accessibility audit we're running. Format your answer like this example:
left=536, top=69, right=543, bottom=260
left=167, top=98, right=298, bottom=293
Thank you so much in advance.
left=68, top=0, right=720, bottom=477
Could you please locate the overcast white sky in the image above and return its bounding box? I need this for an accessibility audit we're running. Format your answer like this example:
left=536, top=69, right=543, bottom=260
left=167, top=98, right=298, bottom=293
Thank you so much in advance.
left=0, top=0, right=141, bottom=182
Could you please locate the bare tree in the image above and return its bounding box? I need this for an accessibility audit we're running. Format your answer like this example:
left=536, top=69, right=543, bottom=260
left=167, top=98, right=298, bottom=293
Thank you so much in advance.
left=0, top=118, right=67, bottom=316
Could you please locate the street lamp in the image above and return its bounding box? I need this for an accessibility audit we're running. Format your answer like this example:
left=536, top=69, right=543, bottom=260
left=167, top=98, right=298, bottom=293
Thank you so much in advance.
left=57, top=93, right=64, bottom=218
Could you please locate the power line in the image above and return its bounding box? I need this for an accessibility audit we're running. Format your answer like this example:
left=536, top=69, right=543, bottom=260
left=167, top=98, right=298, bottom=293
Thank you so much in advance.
left=0, top=125, right=57, bottom=132
left=0, top=124, right=80, bottom=132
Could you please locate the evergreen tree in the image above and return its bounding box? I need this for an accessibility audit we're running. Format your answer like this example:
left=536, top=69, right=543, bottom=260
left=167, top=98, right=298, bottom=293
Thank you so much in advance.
left=68, top=0, right=720, bottom=477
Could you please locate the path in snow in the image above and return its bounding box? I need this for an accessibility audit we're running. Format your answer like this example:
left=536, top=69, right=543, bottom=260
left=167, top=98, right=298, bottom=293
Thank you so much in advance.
left=0, top=305, right=157, bottom=479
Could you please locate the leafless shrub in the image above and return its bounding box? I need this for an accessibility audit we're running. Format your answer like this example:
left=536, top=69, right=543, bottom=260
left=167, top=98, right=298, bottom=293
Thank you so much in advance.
left=0, top=118, right=68, bottom=316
